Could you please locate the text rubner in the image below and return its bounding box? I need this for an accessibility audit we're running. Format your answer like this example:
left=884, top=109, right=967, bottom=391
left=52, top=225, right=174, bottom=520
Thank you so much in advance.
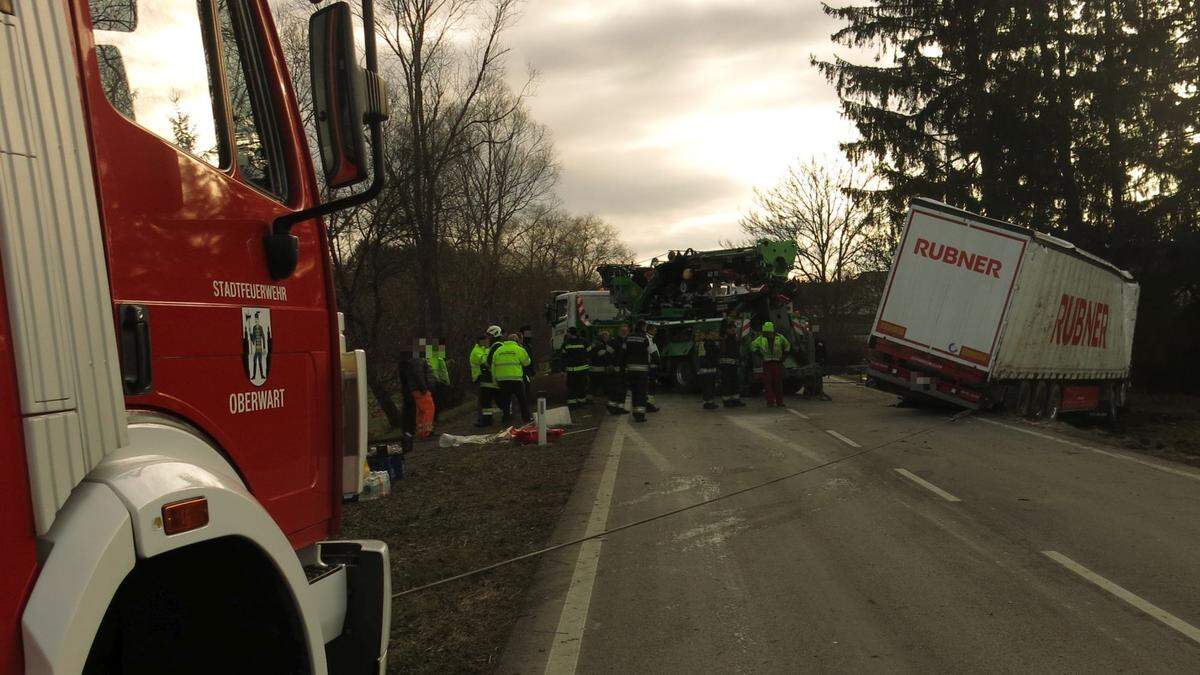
left=913, top=237, right=1003, bottom=278
left=1051, top=293, right=1110, bottom=348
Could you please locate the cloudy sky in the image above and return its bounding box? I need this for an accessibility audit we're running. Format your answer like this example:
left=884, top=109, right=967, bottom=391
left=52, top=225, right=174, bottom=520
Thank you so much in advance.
left=505, top=0, right=859, bottom=260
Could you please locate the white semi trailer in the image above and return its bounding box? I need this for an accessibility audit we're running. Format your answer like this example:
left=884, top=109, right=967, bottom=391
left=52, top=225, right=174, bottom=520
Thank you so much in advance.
left=867, top=198, right=1139, bottom=419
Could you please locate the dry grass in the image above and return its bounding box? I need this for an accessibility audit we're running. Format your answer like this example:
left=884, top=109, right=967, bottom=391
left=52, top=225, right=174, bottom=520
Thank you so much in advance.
left=1062, top=391, right=1200, bottom=467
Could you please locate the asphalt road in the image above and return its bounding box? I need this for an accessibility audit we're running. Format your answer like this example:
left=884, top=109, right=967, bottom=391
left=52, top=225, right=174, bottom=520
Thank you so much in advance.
left=500, top=380, right=1200, bottom=673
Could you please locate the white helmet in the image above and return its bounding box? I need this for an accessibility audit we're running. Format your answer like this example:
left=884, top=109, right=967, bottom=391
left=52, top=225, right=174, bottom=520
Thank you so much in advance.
left=486, top=325, right=503, bottom=338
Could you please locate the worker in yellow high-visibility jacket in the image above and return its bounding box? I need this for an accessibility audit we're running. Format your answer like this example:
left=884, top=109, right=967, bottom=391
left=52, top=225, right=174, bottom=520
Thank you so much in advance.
left=750, top=322, right=790, bottom=407
left=490, top=333, right=532, bottom=424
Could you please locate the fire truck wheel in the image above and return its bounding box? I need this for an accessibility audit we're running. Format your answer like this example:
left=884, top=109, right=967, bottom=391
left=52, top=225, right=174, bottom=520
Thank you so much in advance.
left=86, top=538, right=309, bottom=672
left=1044, top=383, right=1061, bottom=420
left=1015, top=381, right=1033, bottom=417
left=1030, top=381, right=1048, bottom=419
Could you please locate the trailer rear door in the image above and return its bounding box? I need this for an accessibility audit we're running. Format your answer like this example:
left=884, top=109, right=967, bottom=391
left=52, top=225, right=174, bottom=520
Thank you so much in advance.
left=872, top=203, right=1029, bottom=372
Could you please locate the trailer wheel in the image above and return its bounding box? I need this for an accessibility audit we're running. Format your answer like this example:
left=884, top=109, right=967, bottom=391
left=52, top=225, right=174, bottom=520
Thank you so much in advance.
left=784, top=377, right=799, bottom=395
left=1044, top=383, right=1061, bottom=421
left=1115, top=381, right=1129, bottom=408
left=1015, top=381, right=1033, bottom=417
left=1031, top=381, right=1048, bottom=419
left=672, top=360, right=696, bottom=391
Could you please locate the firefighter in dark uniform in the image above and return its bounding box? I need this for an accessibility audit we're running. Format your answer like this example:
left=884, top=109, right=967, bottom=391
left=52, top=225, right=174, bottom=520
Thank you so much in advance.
left=810, top=335, right=829, bottom=399
left=562, top=327, right=590, bottom=408
left=719, top=321, right=745, bottom=407
left=697, top=329, right=721, bottom=410
left=607, top=325, right=629, bottom=414
left=622, top=321, right=652, bottom=422
left=646, top=323, right=661, bottom=413
left=589, top=329, right=613, bottom=400
left=592, top=330, right=625, bottom=414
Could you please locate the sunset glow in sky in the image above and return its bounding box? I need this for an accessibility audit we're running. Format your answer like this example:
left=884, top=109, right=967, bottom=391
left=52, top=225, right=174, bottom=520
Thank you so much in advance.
left=507, top=0, right=859, bottom=259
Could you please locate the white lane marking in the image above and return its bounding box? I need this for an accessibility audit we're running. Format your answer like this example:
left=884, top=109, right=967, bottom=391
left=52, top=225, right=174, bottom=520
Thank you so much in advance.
left=978, top=417, right=1200, bottom=483
left=826, top=375, right=862, bottom=384
left=545, top=420, right=627, bottom=674
left=623, top=423, right=672, bottom=473
left=785, top=408, right=810, bottom=420
left=1043, top=551, right=1200, bottom=646
left=826, top=429, right=862, bottom=448
left=725, top=415, right=827, bottom=463
left=894, top=468, right=962, bottom=502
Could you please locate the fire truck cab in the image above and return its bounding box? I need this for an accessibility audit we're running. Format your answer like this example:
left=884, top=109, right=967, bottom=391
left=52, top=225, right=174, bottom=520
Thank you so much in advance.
left=2, top=0, right=390, bottom=672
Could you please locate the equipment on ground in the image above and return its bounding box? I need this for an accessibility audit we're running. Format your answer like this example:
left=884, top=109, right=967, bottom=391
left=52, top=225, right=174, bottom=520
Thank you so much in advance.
left=867, top=198, right=1138, bottom=420
left=3, top=1, right=392, bottom=671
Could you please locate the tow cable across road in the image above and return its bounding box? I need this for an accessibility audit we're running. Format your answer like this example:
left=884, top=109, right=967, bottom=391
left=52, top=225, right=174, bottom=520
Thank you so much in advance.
left=392, top=408, right=973, bottom=599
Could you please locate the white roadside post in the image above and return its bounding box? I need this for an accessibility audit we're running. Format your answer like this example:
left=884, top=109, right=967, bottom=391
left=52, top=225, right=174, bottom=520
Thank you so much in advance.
left=537, top=391, right=548, bottom=446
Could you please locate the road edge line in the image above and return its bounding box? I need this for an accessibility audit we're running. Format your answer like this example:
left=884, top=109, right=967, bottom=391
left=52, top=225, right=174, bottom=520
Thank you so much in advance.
left=978, top=417, right=1200, bottom=482
left=544, top=420, right=627, bottom=674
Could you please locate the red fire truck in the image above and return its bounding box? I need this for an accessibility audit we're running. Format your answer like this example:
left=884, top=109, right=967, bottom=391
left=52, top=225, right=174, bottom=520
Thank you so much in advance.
left=2, top=0, right=392, bottom=671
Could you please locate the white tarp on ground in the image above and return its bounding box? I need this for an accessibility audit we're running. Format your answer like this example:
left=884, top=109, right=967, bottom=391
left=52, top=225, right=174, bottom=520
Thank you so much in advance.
left=437, top=406, right=573, bottom=447
left=438, top=429, right=513, bottom=447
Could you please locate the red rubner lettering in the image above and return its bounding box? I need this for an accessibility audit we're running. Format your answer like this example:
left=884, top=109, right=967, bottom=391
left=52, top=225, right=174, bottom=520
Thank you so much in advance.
left=913, top=237, right=1002, bottom=278
left=1051, top=293, right=1109, bottom=348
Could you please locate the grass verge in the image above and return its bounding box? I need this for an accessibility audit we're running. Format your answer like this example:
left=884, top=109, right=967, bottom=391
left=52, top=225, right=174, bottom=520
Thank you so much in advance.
left=343, top=376, right=599, bottom=673
left=1059, top=391, right=1200, bottom=468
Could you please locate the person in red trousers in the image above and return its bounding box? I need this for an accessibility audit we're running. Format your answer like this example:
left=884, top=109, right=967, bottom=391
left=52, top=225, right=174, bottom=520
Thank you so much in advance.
left=751, top=321, right=791, bottom=407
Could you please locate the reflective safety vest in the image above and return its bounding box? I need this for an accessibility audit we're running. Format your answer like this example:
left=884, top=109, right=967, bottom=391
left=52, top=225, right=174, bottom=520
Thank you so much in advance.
left=751, top=333, right=790, bottom=362
left=489, top=340, right=531, bottom=381
left=426, top=344, right=450, bottom=384
left=469, top=344, right=489, bottom=382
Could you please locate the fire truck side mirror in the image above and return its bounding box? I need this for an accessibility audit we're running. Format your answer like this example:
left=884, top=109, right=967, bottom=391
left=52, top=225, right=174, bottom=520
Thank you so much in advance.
left=310, top=1, right=368, bottom=189
left=269, top=0, right=388, bottom=280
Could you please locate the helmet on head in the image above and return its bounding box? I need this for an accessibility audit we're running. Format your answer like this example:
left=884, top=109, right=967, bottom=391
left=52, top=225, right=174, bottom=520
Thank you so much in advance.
left=487, top=325, right=503, bottom=338
left=762, top=321, right=775, bottom=333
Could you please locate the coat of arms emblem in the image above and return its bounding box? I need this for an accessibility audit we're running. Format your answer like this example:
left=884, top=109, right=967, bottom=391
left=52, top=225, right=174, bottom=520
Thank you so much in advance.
left=242, top=307, right=273, bottom=386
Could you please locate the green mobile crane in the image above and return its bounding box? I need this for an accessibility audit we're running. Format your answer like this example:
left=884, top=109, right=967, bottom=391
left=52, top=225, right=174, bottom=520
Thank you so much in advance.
left=548, top=241, right=823, bottom=395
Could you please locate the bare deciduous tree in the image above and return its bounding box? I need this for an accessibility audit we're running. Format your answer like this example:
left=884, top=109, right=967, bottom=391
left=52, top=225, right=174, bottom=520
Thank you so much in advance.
left=740, top=157, right=880, bottom=283
left=377, top=0, right=522, bottom=336
left=452, top=86, right=558, bottom=310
